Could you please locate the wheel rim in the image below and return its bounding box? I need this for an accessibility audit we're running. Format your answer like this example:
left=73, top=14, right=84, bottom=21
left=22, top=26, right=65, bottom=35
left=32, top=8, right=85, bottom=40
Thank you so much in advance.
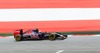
left=49, top=34, right=56, bottom=40
left=15, top=35, right=21, bottom=41
left=61, top=37, right=65, bottom=40
left=64, top=35, right=68, bottom=39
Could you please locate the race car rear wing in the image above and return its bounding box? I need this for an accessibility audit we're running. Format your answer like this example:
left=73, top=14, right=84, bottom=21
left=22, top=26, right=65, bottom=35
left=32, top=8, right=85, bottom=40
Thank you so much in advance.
left=14, top=29, right=23, bottom=37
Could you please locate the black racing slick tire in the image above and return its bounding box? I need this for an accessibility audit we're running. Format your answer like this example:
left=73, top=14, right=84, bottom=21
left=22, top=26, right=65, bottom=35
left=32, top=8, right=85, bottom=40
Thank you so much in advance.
left=63, top=35, right=68, bottom=39
left=15, top=34, right=23, bottom=41
left=61, top=37, right=65, bottom=40
left=49, top=34, right=56, bottom=40
left=60, top=35, right=68, bottom=40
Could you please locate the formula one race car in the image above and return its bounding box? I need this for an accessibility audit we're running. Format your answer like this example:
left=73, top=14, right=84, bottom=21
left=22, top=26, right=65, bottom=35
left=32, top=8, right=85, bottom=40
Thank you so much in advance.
left=14, top=28, right=68, bottom=41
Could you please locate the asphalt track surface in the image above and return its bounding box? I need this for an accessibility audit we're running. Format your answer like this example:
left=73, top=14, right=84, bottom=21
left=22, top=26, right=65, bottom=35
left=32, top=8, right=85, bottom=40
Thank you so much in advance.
left=0, top=35, right=100, bottom=53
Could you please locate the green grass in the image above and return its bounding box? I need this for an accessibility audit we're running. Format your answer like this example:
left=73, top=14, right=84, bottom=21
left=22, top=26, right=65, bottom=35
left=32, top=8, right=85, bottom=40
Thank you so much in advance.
left=0, top=31, right=100, bottom=36
left=60, top=31, right=100, bottom=35
left=0, top=33, right=13, bottom=36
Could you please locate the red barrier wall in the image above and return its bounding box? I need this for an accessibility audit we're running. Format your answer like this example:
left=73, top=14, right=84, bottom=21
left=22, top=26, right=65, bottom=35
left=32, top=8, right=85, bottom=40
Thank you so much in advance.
left=0, top=0, right=100, bottom=8
left=0, top=20, right=100, bottom=33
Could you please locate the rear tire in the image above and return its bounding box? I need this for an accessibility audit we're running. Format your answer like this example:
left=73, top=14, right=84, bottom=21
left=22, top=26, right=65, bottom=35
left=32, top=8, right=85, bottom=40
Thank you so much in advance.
left=15, top=34, right=22, bottom=41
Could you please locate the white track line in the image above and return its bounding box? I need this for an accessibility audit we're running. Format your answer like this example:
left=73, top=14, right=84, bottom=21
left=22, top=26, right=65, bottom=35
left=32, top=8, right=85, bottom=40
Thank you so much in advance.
left=68, top=34, right=100, bottom=37
left=6, top=36, right=14, bottom=38
left=56, top=50, right=64, bottom=53
left=0, top=36, right=13, bottom=38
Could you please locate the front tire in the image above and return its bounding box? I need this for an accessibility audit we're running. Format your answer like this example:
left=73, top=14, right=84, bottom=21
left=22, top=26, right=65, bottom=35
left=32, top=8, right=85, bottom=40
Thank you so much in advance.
left=49, top=34, right=56, bottom=40
left=63, top=35, right=68, bottom=39
left=61, top=37, right=65, bottom=40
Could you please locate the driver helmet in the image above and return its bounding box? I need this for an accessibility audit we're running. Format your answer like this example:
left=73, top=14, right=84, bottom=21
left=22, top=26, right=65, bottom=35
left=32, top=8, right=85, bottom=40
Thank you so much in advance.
left=35, top=28, right=39, bottom=33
